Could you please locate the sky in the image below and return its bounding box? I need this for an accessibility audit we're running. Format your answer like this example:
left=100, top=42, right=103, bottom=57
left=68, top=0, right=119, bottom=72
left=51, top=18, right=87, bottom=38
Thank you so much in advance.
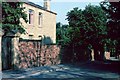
left=29, top=0, right=103, bottom=24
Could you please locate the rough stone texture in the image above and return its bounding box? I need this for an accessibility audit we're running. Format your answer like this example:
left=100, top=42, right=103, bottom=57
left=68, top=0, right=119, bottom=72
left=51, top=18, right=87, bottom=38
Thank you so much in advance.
left=17, top=40, right=61, bottom=69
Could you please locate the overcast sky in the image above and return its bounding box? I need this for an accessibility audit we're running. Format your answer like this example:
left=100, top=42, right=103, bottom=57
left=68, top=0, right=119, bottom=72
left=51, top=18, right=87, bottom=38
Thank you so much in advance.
left=29, top=0, right=102, bottom=24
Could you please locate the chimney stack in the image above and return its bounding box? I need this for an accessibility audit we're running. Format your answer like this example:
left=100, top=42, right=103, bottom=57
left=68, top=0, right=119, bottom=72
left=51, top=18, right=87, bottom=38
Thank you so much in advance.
left=44, top=0, right=51, bottom=11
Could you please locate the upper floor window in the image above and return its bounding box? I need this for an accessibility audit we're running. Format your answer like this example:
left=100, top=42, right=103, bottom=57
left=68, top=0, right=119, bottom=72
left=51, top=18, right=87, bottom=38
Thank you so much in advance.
left=29, top=9, right=34, bottom=24
left=38, top=12, right=42, bottom=26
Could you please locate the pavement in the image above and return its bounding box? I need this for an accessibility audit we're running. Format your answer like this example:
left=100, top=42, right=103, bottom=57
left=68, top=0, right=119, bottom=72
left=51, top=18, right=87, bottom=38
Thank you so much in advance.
left=110, top=57, right=120, bottom=61
left=2, top=63, right=120, bottom=80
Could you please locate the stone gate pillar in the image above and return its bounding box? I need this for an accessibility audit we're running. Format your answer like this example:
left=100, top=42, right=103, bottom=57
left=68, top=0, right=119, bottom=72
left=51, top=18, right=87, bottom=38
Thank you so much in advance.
left=6, top=32, right=20, bottom=69
left=0, top=28, right=4, bottom=80
left=0, top=34, right=2, bottom=80
left=0, top=34, right=2, bottom=71
left=12, top=33, right=20, bottom=69
left=0, top=29, right=3, bottom=71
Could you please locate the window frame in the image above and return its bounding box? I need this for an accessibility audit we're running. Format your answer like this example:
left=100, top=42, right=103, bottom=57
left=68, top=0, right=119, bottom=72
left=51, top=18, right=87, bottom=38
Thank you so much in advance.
left=38, top=12, right=43, bottom=27
left=28, top=9, right=34, bottom=25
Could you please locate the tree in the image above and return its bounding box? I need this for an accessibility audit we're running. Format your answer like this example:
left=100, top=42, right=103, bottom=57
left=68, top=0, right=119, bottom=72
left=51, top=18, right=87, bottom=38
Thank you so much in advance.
left=56, top=22, right=71, bottom=45
left=67, top=8, right=85, bottom=47
left=83, top=5, right=107, bottom=60
left=100, top=1, right=120, bottom=57
left=2, top=2, right=28, bottom=35
left=66, top=5, right=107, bottom=61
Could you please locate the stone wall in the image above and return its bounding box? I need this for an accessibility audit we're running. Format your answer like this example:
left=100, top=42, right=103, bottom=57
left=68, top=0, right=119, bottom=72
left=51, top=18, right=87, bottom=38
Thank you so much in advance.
left=16, top=40, right=61, bottom=69
left=20, top=3, right=56, bottom=43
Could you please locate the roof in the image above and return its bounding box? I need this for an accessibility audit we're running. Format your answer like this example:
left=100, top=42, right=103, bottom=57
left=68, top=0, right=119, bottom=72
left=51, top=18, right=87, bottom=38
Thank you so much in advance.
left=24, top=1, right=57, bottom=15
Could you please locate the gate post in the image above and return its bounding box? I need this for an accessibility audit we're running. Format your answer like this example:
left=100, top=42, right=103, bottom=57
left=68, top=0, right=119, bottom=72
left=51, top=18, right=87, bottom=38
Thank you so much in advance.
left=0, top=34, right=2, bottom=71
left=12, top=33, right=20, bottom=69
left=0, top=28, right=4, bottom=71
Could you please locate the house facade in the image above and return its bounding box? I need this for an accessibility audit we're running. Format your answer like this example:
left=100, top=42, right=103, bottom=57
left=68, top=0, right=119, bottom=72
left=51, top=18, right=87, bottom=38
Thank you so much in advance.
left=1, top=0, right=58, bottom=70
left=20, top=0, right=57, bottom=44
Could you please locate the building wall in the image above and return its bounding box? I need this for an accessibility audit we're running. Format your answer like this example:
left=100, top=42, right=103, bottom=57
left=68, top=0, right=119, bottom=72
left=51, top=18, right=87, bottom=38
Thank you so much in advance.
left=20, top=3, right=56, bottom=44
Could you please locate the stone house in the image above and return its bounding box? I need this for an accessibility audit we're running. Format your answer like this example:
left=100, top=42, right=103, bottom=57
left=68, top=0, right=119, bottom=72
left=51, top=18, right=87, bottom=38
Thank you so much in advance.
left=1, top=0, right=59, bottom=70
left=20, top=0, right=57, bottom=44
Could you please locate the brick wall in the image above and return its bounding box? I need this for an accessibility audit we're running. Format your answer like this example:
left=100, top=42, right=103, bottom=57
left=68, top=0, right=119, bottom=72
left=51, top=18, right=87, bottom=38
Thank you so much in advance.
left=16, top=40, right=61, bottom=69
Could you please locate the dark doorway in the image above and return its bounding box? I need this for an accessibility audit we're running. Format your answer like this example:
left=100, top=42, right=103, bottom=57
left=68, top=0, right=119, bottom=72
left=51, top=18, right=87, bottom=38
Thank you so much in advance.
left=2, top=37, right=13, bottom=70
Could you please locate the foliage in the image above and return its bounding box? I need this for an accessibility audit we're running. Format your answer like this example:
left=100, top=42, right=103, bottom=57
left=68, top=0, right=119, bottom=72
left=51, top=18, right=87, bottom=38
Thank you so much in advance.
left=2, top=2, right=28, bottom=35
left=56, top=5, right=107, bottom=62
left=100, top=0, right=120, bottom=55
left=66, top=5, right=107, bottom=51
left=56, top=22, right=71, bottom=45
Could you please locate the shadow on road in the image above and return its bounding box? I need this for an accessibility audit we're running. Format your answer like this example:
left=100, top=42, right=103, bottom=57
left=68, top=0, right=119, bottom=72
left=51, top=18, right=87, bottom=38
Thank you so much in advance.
left=72, top=60, right=120, bottom=74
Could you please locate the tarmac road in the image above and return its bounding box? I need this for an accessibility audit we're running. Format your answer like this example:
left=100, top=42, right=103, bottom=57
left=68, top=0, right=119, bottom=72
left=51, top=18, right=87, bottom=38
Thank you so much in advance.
left=2, top=64, right=120, bottom=80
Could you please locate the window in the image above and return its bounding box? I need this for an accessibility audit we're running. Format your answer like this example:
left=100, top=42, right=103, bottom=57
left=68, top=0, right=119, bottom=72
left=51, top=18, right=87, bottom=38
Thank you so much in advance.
left=38, top=12, right=42, bottom=26
left=29, top=34, right=33, bottom=39
left=29, top=9, right=34, bottom=24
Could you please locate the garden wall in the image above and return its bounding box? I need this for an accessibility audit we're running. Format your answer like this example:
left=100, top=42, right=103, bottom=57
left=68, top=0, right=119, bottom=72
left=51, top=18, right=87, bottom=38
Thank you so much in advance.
left=15, top=40, right=61, bottom=69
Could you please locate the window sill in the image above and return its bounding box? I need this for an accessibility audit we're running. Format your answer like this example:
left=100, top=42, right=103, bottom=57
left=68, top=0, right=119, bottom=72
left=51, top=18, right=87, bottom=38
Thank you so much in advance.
left=38, top=25, right=42, bottom=28
left=28, top=24, right=34, bottom=27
